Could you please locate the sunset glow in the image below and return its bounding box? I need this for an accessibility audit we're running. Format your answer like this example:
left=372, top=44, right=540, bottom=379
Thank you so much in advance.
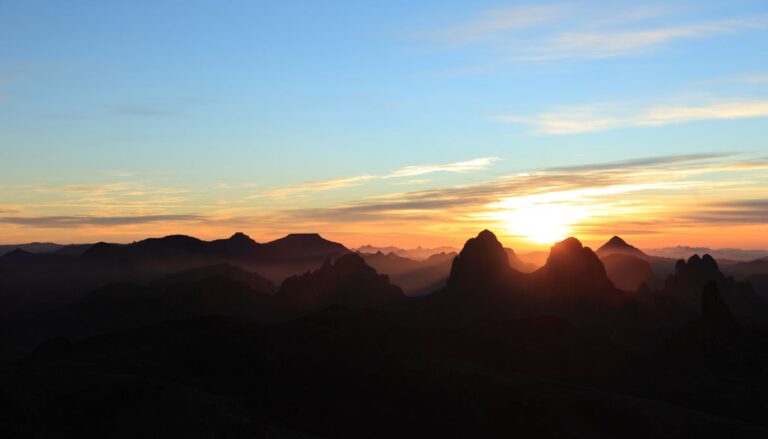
left=1, top=1, right=767, bottom=251
left=503, top=204, right=587, bottom=244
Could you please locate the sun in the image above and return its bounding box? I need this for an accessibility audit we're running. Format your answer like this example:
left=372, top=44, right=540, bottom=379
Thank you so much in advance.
left=502, top=203, right=588, bottom=244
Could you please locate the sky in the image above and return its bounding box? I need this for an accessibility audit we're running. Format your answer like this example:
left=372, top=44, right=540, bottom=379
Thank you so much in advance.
left=1, top=0, right=767, bottom=250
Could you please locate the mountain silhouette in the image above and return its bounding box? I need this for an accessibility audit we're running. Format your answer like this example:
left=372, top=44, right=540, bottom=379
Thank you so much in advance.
left=80, top=232, right=351, bottom=280
left=260, top=233, right=349, bottom=261
left=279, top=253, right=403, bottom=311
left=663, top=254, right=766, bottom=324
left=530, top=237, right=616, bottom=298
left=5, top=229, right=768, bottom=437
left=447, top=229, right=514, bottom=290
left=0, top=242, right=64, bottom=256
left=596, top=235, right=647, bottom=258
left=356, top=244, right=456, bottom=260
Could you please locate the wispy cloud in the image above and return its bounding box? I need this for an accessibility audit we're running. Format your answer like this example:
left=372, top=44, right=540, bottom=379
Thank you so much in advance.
left=384, top=157, right=500, bottom=178
left=262, top=157, right=500, bottom=197
left=516, top=19, right=764, bottom=61
left=263, top=175, right=377, bottom=197
left=254, top=154, right=768, bottom=238
left=429, top=4, right=568, bottom=43
left=545, top=153, right=734, bottom=172
left=499, top=99, right=768, bottom=134
left=685, top=199, right=768, bottom=224
left=0, top=214, right=204, bottom=228
left=416, top=4, right=765, bottom=63
left=745, top=74, right=768, bottom=83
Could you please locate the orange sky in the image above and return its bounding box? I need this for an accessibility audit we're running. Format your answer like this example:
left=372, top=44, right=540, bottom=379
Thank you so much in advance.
left=2, top=153, right=767, bottom=251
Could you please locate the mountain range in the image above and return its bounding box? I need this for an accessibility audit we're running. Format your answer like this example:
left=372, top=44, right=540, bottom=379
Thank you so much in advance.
left=3, top=229, right=768, bottom=437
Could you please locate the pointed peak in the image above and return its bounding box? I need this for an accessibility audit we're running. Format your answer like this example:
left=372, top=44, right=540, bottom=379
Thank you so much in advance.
left=596, top=235, right=646, bottom=258
left=607, top=235, right=627, bottom=245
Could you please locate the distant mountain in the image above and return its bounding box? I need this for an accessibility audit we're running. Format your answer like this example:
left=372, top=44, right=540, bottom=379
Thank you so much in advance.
left=260, top=233, right=349, bottom=261
left=359, top=251, right=455, bottom=295
left=646, top=246, right=768, bottom=262
left=596, top=235, right=647, bottom=258
left=505, top=247, right=538, bottom=272
left=0, top=242, right=64, bottom=256
left=722, top=259, right=768, bottom=280
left=82, top=232, right=350, bottom=274
left=594, top=236, right=676, bottom=290
left=356, top=244, right=456, bottom=260
left=516, top=250, right=548, bottom=268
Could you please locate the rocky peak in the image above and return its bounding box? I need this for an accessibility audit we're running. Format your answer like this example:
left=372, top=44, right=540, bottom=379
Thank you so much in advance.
left=447, top=230, right=511, bottom=288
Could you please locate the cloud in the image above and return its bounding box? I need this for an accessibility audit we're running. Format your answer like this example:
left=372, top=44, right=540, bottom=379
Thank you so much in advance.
left=262, top=157, right=500, bottom=197
left=545, top=153, right=734, bottom=172
left=415, top=4, right=765, bottom=64
left=745, top=74, right=768, bottom=83
left=429, top=4, right=568, bottom=43
left=261, top=154, right=768, bottom=232
left=263, top=175, right=377, bottom=197
left=516, top=19, right=764, bottom=61
left=384, top=157, right=501, bottom=178
left=687, top=199, right=768, bottom=224
left=0, top=214, right=205, bottom=228
left=499, top=99, right=768, bottom=134
left=105, top=170, right=136, bottom=178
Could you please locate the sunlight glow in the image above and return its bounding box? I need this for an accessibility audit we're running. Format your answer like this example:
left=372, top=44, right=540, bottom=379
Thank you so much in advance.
left=502, top=203, right=588, bottom=243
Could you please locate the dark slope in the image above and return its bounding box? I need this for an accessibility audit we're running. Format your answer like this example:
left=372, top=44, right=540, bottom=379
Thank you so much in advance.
left=279, top=253, right=404, bottom=311
left=53, top=254, right=399, bottom=340
left=602, top=253, right=654, bottom=292
left=154, top=263, right=276, bottom=293
left=723, top=258, right=768, bottom=279
left=4, top=310, right=768, bottom=439
left=663, top=254, right=767, bottom=324
left=4, top=230, right=768, bottom=437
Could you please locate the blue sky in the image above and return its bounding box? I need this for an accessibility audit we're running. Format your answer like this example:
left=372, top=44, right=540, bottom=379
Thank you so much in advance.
left=1, top=1, right=767, bottom=248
